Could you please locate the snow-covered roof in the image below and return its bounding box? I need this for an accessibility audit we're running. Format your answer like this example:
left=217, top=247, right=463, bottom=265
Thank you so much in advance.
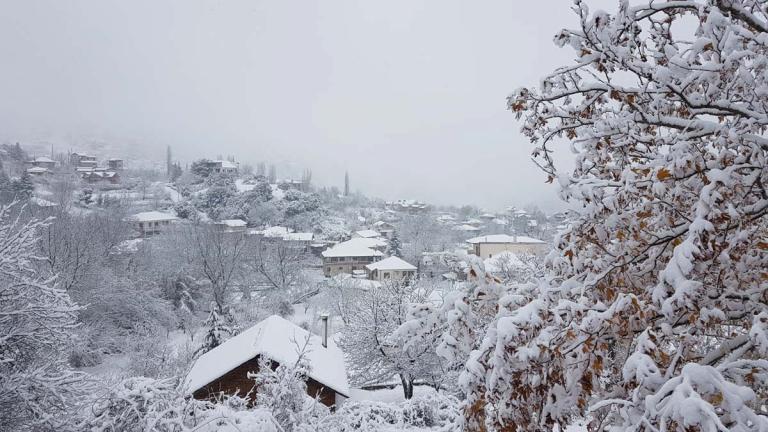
left=33, top=156, right=55, bottom=163
left=27, top=167, right=49, bottom=173
left=284, top=232, right=313, bottom=242
left=372, top=221, right=392, bottom=228
left=322, top=238, right=385, bottom=258
left=127, top=211, right=178, bottom=222
left=354, top=229, right=380, bottom=238
left=184, top=315, right=349, bottom=397
left=217, top=219, right=247, bottom=228
left=331, top=273, right=382, bottom=291
left=260, top=226, right=292, bottom=238
left=452, top=224, right=481, bottom=232
left=464, top=218, right=484, bottom=225
left=466, top=234, right=545, bottom=244
left=365, top=256, right=417, bottom=272
left=209, top=160, right=238, bottom=169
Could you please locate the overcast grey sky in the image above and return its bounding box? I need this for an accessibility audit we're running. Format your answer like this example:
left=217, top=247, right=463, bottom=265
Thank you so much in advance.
left=0, top=0, right=617, bottom=210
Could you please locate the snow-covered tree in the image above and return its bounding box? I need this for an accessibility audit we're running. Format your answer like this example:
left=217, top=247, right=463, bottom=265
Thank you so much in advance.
left=195, top=302, right=238, bottom=357
left=389, top=231, right=403, bottom=257
left=340, top=279, right=445, bottom=399
left=0, top=204, right=89, bottom=431
left=176, top=223, right=248, bottom=311
left=456, top=1, right=768, bottom=430
left=11, top=170, right=34, bottom=200
left=248, top=340, right=326, bottom=432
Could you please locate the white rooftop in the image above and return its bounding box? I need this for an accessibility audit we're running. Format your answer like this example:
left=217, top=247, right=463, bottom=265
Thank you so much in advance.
left=218, top=219, right=247, bottom=227
left=354, top=229, right=380, bottom=238
left=284, top=232, right=314, bottom=242
left=33, top=156, right=55, bottom=163
left=365, top=256, right=417, bottom=272
left=211, top=160, right=238, bottom=169
left=452, top=224, right=481, bottom=232
left=27, top=167, right=49, bottom=173
left=466, top=234, right=545, bottom=244
left=322, top=238, right=385, bottom=258
left=260, top=226, right=292, bottom=238
left=127, top=211, right=179, bottom=222
left=184, top=315, right=349, bottom=397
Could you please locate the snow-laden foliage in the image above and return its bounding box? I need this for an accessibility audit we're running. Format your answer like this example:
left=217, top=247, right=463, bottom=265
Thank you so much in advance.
left=452, top=1, right=768, bottom=430
left=0, top=204, right=90, bottom=431
left=310, top=391, right=462, bottom=432
left=248, top=351, right=328, bottom=432
left=340, top=279, right=448, bottom=399
left=83, top=377, right=279, bottom=432
left=194, top=303, right=238, bottom=358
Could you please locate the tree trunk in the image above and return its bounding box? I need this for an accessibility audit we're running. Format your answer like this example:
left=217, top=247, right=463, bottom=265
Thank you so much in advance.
left=400, top=374, right=414, bottom=399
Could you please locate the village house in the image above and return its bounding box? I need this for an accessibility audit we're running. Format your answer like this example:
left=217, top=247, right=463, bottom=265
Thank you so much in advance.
left=215, top=219, right=247, bottom=233
left=365, top=256, right=417, bottom=282
left=321, top=238, right=386, bottom=277
left=82, top=170, right=120, bottom=184
left=283, top=232, right=314, bottom=250
left=386, top=199, right=429, bottom=214
left=371, top=221, right=395, bottom=238
left=26, top=166, right=51, bottom=176
left=185, top=315, right=349, bottom=408
left=466, top=234, right=548, bottom=258
left=70, top=153, right=98, bottom=168
left=126, top=211, right=178, bottom=236
left=107, top=158, right=124, bottom=170
left=27, top=156, right=57, bottom=170
left=203, top=160, right=239, bottom=174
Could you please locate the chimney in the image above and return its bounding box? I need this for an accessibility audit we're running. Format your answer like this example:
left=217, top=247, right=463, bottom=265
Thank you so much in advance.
left=320, top=313, right=329, bottom=348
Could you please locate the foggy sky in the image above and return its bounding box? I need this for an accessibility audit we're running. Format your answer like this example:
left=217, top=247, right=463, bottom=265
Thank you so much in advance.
left=0, top=0, right=618, bottom=210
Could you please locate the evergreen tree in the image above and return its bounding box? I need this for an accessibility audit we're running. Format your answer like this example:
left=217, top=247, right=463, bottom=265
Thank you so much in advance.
left=344, top=171, right=350, bottom=196
left=194, top=303, right=238, bottom=358
left=11, top=171, right=34, bottom=200
left=389, top=231, right=402, bottom=257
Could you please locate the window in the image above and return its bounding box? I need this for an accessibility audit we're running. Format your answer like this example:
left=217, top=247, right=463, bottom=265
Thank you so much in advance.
left=383, top=272, right=390, bottom=279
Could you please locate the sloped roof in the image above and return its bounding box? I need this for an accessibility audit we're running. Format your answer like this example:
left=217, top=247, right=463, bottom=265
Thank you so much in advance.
left=284, top=232, right=313, bottom=241
left=127, top=211, right=178, bottom=222
left=322, top=238, right=385, bottom=258
left=355, top=229, right=380, bottom=238
left=33, top=156, right=55, bottom=163
left=184, top=315, right=349, bottom=397
left=260, top=226, right=292, bottom=238
left=218, top=219, right=247, bottom=227
left=365, top=256, right=417, bottom=272
left=452, top=224, right=481, bottom=232
left=466, top=234, right=545, bottom=244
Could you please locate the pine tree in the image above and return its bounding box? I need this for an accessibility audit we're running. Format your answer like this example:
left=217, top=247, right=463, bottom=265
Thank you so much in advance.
left=11, top=171, right=34, bottom=200
left=344, top=171, right=350, bottom=196
left=165, top=145, right=172, bottom=176
left=194, top=303, right=238, bottom=357
left=389, top=231, right=402, bottom=257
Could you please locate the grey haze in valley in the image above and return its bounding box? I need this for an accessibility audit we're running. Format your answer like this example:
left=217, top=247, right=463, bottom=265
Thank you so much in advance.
left=0, top=0, right=614, bottom=209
